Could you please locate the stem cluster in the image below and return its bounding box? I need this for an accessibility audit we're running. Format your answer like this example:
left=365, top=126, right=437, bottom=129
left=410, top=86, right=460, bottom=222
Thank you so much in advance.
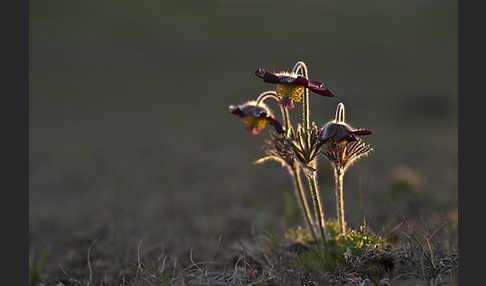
left=234, top=61, right=374, bottom=248
left=259, top=62, right=329, bottom=244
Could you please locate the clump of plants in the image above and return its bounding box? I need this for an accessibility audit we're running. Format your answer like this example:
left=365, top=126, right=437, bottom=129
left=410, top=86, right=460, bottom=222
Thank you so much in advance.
left=228, top=61, right=386, bottom=271
left=285, top=219, right=388, bottom=272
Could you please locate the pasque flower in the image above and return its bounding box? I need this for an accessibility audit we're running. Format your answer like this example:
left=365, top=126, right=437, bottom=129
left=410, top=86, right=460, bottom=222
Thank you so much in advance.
left=319, top=103, right=373, bottom=234
left=229, top=101, right=284, bottom=135
left=255, top=68, right=335, bottom=109
left=319, top=103, right=372, bottom=154
left=228, top=62, right=378, bottom=245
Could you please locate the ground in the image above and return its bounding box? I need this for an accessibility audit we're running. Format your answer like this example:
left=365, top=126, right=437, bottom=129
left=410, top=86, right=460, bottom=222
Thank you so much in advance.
left=29, top=0, right=457, bottom=284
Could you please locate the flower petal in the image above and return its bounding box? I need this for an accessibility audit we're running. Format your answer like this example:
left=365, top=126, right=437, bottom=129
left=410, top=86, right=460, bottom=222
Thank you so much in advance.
left=344, top=133, right=358, bottom=142
left=352, top=129, right=372, bottom=136
left=228, top=105, right=242, bottom=116
left=334, top=125, right=354, bottom=142
left=278, top=97, right=295, bottom=109
left=255, top=68, right=281, bottom=84
left=229, top=102, right=272, bottom=118
left=307, top=85, right=335, bottom=97
left=293, top=76, right=309, bottom=86
left=256, top=68, right=307, bottom=85
left=246, top=126, right=263, bottom=135
left=256, top=68, right=335, bottom=97
left=306, top=80, right=323, bottom=88
left=267, top=116, right=284, bottom=134
left=319, top=123, right=338, bottom=142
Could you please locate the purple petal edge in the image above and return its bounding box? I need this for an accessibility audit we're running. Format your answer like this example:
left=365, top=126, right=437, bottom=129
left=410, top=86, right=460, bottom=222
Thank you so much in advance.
left=352, top=129, right=372, bottom=136
left=255, top=68, right=281, bottom=84
left=268, top=117, right=284, bottom=134
left=307, top=86, right=335, bottom=97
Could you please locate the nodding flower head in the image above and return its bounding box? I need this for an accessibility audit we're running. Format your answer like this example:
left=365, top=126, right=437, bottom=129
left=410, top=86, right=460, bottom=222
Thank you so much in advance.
left=319, top=103, right=372, bottom=153
left=229, top=101, right=284, bottom=135
left=255, top=68, right=335, bottom=109
left=319, top=103, right=373, bottom=170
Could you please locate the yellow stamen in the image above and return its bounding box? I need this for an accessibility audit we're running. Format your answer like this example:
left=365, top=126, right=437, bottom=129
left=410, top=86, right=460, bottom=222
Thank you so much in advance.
left=326, top=137, right=349, bottom=146
left=276, top=84, right=304, bottom=102
left=243, top=116, right=267, bottom=130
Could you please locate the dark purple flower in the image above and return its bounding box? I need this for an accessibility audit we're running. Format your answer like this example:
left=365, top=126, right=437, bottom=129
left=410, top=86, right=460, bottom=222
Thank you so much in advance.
left=228, top=101, right=284, bottom=135
left=255, top=68, right=335, bottom=109
left=319, top=122, right=372, bottom=146
left=319, top=103, right=372, bottom=156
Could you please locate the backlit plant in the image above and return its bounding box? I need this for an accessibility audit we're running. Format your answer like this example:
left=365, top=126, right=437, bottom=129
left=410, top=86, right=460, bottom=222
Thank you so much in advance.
left=320, top=103, right=373, bottom=234
left=228, top=61, right=380, bottom=261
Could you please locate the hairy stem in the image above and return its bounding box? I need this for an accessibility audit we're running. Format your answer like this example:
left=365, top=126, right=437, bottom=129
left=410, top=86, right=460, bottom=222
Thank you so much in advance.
left=282, top=106, right=291, bottom=134
left=307, top=173, right=320, bottom=230
left=335, top=102, right=345, bottom=123
left=291, top=61, right=310, bottom=130
left=291, top=163, right=317, bottom=242
left=256, top=90, right=279, bottom=105
left=256, top=90, right=290, bottom=132
left=334, top=167, right=346, bottom=234
left=307, top=172, right=327, bottom=245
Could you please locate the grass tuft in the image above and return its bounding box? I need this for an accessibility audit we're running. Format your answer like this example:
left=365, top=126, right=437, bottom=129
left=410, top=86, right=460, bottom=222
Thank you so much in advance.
left=286, top=220, right=388, bottom=273
left=29, top=247, right=51, bottom=286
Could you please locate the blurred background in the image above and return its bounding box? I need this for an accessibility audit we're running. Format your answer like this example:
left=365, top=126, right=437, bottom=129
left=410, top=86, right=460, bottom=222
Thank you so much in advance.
left=29, top=0, right=457, bottom=272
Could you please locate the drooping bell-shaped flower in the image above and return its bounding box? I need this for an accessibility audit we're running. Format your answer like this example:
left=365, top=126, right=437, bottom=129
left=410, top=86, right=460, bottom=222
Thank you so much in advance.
left=255, top=68, right=334, bottom=109
left=319, top=103, right=373, bottom=170
left=228, top=101, right=284, bottom=135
